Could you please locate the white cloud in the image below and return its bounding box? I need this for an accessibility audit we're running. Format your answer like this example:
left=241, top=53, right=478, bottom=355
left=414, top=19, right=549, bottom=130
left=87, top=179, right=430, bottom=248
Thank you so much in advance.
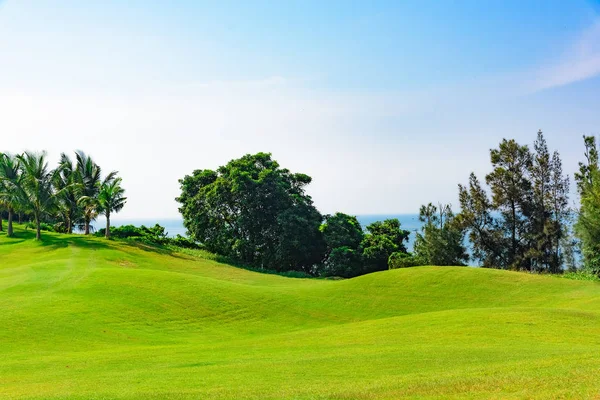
left=534, top=20, right=600, bottom=91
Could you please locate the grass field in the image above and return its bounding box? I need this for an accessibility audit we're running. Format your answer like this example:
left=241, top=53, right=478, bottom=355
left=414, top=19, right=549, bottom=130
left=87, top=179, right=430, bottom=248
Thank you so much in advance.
left=1, top=224, right=600, bottom=399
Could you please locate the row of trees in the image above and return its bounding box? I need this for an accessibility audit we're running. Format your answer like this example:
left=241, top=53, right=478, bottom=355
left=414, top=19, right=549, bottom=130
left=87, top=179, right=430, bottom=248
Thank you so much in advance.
left=179, top=131, right=600, bottom=278
left=0, top=151, right=126, bottom=240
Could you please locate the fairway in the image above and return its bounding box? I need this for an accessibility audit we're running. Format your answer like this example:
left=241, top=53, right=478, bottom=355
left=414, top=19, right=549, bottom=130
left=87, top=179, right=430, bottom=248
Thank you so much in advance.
left=2, top=226, right=600, bottom=399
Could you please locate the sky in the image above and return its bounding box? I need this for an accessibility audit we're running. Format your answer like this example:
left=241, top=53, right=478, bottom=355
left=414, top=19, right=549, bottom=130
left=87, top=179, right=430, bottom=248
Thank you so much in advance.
left=1, top=0, right=600, bottom=219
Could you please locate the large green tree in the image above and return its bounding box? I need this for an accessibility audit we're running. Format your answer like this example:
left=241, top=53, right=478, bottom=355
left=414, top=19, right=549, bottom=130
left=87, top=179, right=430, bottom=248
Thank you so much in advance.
left=53, top=153, right=80, bottom=234
left=177, top=153, right=325, bottom=273
left=459, top=133, right=569, bottom=272
left=0, top=153, right=21, bottom=237
left=458, top=173, right=506, bottom=268
left=17, top=152, right=60, bottom=240
left=361, top=219, right=410, bottom=273
left=485, top=139, right=533, bottom=270
left=575, top=136, right=600, bottom=275
left=75, top=151, right=116, bottom=235
left=528, top=131, right=570, bottom=272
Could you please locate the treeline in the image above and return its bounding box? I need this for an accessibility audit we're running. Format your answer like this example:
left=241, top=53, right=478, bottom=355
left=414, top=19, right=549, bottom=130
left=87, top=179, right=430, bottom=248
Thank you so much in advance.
left=0, top=151, right=126, bottom=240
left=178, top=132, right=599, bottom=278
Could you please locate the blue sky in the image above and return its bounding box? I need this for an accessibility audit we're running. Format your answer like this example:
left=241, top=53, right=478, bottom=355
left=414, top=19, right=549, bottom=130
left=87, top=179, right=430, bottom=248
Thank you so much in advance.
left=1, top=0, right=599, bottom=218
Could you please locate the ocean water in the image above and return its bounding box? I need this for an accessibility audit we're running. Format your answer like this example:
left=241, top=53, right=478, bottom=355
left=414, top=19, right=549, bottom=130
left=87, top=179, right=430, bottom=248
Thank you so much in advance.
left=96, top=214, right=423, bottom=250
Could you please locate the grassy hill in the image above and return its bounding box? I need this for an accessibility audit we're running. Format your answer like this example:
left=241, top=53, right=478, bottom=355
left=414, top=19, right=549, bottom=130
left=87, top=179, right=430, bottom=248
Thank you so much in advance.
left=2, top=225, right=600, bottom=399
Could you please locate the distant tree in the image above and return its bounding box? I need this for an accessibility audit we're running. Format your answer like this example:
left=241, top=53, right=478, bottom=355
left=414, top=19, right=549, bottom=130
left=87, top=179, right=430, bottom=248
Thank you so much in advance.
left=177, top=153, right=325, bottom=273
left=548, top=148, right=570, bottom=271
left=459, top=133, right=570, bottom=272
left=575, top=136, right=600, bottom=276
left=485, top=139, right=533, bottom=270
left=360, top=219, right=410, bottom=273
left=75, top=151, right=117, bottom=235
left=458, top=173, right=506, bottom=268
left=97, top=177, right=127, bottom=239
left=53, top=153, right=80, bottom=234
left=17, top=152, right=60, bottom=240
left=0, top=153, right=22, bottom=237
left=414, top=203, right=468, bottom=266
left=320, top=213, right=365, bottom=277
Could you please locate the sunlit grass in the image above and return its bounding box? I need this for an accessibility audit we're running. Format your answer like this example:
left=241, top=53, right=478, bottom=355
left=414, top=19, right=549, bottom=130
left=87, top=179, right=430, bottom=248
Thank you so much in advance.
left=1, top=224, right=600, bottom=399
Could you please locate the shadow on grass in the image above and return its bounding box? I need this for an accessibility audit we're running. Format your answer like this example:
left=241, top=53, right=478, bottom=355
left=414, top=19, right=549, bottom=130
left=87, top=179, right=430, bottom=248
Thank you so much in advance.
left=0, top=229, right=113, bottom=252
left=118, top=240, right=188, bottom=260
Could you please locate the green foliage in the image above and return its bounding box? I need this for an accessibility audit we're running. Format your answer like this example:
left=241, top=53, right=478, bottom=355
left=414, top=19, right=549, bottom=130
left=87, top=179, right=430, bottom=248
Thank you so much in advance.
left=97, top=177, right=127, bottom=238
left=177, top=153, right=325, bottom=273
left=561, top=270, right=600, bottom=282
left=361, top=218, right=410, bottom=272
left=25, top=221, right=55, bottom=232
left=458, top=132, right=570, bottom=272
left=321, top=212, right=364, bottom=250
left=320, top=246, right=363, bottom=277
left=0, top=153, right=21, bottom=237
left=414, top=203, right=468, bottom=266
left=95, top=224, right=169, bottom=244
left=388, top=252, right=425, bottom=269
left=320, top=213, right=365, bottom=277
left=575, top=136, right=600, bottom=276
left=169, top=234, right=201, bottom=249
left=17, top=152, right=60, bottom=240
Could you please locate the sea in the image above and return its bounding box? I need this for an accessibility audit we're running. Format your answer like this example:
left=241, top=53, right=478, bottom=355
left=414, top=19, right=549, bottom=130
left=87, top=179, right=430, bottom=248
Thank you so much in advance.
left=94, top=214, right=424, bottom=251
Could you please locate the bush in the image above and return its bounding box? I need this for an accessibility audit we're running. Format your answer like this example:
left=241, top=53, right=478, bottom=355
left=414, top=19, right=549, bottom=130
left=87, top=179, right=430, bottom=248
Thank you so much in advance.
left=170, top=234, right=200, bottom=249
left=26, top=222, right=55, bottom=232
left=95, top=224, right=202, bottom=249
left=388, top=252, right=425, bottom=269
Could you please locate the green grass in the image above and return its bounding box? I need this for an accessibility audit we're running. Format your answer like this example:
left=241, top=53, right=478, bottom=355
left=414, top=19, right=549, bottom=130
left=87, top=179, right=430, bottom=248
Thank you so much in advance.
left=2, top=224, right=600, bottom=399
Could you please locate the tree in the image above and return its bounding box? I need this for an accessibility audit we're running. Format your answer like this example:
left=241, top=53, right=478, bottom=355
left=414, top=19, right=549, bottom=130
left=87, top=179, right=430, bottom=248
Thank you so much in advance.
left=75, top=151, right=116, bottom=235
left=53, top=153, right=80, bottom=234
left=457, top=173, right=506, bottom=268
left=548, top=149, right=570, bottom=272
left=177, top=153, right=325, bottom=273
left=17, top=152, right=59, bottom=240
left=0, top=153, right=22, bottom=237
left=414, top=203, right=468, bottom=266
left=360, top=219, right=410, bottom=273
left=485, top=139, right=533, bottom=270
left=97, top=177, right=127, bottom=238
left=320, top=213, right=365, bottom=277
left=458, top=133, right=569, bottom=272
left=575, top=136, right=600, bottom=275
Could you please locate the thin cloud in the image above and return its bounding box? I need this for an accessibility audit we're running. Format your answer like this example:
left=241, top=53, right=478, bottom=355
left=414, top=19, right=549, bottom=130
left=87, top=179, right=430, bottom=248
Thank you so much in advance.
left=534, top=19, right=600, bottom=91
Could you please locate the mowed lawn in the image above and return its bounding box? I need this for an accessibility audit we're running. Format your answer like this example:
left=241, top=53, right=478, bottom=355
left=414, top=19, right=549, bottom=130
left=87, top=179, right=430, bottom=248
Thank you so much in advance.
left=1, top=226, right=600, bottom=399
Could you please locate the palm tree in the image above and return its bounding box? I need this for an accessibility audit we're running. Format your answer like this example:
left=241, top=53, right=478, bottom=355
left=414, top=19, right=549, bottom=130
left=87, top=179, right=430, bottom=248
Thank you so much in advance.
left=17, top=152, right=59, bottom=240
left=54, top=153, right=80, bottom=234
left=75, top=151, right=115, bottom=235
left=0, top=153, right=22, bottom=237
left=98, top=177, right=127, bottom=238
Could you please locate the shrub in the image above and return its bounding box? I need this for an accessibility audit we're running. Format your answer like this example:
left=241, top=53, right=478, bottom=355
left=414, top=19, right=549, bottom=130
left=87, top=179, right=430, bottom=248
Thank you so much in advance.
left=388, top=252, right=425, bottom=269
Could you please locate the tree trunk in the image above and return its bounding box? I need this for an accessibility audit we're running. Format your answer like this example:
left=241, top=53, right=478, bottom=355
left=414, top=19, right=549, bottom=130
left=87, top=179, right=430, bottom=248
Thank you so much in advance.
left=18, top=212, right=22, bottom=224
left=0, top=212, right=3, bottom=232
left=7, top=208, right=13, bottom=237
left=105, top=213, right=110, bottom=239
left=84, top=216, right=90, bottom=235
left=36, top=216, right=41, bottom=241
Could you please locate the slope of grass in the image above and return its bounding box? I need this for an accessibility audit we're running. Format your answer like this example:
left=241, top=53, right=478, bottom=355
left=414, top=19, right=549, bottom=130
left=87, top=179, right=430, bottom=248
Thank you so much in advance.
left=1, top=224, right=600, bottom=399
